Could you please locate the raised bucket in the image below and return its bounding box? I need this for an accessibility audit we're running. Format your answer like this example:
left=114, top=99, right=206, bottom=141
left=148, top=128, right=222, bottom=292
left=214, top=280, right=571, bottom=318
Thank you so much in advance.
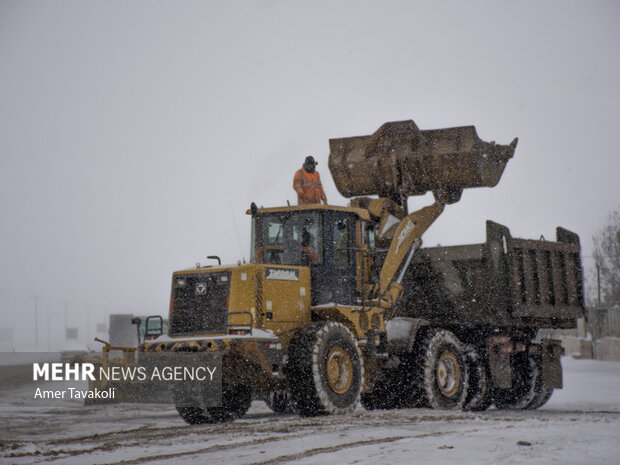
left=328, top=120, right=517, bottom=204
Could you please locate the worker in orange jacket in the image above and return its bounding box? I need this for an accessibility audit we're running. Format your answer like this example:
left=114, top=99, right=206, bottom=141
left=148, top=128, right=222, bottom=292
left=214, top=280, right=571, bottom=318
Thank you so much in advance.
left=293, top=156, right=327, bottom=205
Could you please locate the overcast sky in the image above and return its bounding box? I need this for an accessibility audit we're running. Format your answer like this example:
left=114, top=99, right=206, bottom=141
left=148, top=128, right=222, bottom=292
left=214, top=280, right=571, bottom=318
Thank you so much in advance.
left=1, top=1, right=618, bottom=350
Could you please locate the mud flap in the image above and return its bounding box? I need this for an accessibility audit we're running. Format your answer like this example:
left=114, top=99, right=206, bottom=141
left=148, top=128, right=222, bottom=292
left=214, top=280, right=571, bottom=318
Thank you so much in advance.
left=541, top=339, right=564, bottom=389
left=488, top=336, right=512, bottom=389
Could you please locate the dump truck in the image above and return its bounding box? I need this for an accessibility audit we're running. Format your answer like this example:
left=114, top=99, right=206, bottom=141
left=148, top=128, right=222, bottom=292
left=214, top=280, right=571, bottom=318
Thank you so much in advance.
left=139, top=120, right=584, bottom=423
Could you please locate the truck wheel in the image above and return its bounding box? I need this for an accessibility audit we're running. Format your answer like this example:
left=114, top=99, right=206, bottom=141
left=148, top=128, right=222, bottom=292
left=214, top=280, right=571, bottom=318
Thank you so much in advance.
left=463, top=347, right=492, bottom=412
left=493, top=356, right=539, bottom=410
left=524, top=355, right=554, bottom=409
left=175, top=384, right=252, bottom=424
left=286, top=322, right=363, bottom=416
left=420, top=329, right=469, bottom=410
left=505, top=355, right=553, bottom=410
left=525, top=386, right=553, bottom=410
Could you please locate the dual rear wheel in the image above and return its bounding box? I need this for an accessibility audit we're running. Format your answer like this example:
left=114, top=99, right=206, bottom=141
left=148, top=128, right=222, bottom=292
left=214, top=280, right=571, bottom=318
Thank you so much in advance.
left=411, top=330, right=552, bottom=411
left=364, top=329, right=472, bottom=411
left=493, top=355, right=554, bottom=410
left=363, top=328, right=554, bottom=412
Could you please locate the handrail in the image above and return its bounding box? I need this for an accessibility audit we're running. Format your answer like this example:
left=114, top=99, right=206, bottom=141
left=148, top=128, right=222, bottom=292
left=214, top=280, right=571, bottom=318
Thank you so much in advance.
left=337, top=246, right=380, bottom=312
left=226, top=311, right=254, bottom=333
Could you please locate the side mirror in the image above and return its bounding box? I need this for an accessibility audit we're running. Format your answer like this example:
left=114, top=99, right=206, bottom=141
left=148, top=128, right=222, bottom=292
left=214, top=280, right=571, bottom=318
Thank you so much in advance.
left=144, top=315, right=164, bottom=340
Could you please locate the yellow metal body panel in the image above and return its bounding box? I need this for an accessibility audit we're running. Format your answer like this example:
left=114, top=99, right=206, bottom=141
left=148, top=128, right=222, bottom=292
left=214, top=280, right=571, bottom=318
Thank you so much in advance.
left=227, top=265, right=260, bottom=329
left=260, top=265, right=311, bottom=343
left=141, top=336, right=285, bottom=391
left=171, top=264, right=310, bottom=341
left=312, top=305, right=385, bottom=339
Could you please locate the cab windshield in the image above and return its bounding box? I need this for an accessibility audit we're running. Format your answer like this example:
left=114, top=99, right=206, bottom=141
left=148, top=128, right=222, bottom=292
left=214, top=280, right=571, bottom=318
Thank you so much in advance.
left=252, top=212, right=323, bottom=265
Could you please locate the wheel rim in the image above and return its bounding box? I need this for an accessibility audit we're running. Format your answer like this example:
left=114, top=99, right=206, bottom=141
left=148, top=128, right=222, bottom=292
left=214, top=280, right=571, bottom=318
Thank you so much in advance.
left=436, top=350, right=461, bottom=398
left=326, top=346, right=354, bottom=394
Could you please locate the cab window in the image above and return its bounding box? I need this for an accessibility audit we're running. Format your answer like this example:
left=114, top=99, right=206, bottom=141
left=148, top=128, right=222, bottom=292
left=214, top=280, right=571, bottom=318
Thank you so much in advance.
left=258, top=212, right=323, bottom=266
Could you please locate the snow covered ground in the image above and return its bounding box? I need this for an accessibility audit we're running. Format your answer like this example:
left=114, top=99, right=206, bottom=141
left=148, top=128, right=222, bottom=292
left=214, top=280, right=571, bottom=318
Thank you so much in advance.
left=1, top=356, right=619, bottom=465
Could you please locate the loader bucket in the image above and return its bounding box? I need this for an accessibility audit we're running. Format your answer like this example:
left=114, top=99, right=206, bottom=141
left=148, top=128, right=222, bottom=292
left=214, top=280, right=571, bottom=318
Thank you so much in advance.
left=328, top=120, right=517, bottom=204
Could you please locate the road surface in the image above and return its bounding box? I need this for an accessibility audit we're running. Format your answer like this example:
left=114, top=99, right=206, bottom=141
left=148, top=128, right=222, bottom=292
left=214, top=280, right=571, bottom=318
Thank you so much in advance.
left=1, top=356, right=619, bottom=465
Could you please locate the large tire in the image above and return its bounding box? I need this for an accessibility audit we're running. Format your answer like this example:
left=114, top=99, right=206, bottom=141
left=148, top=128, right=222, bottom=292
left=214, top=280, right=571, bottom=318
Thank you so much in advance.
left=463, top=347, right=492, bottom=412
left=176, top=384, right=252, bottom=424
left=286, top=322, right=364, bottom=417
left=494, top=356, right=540, bottom=410
left=419, top=329, right=469, bottom=410
left=525, top=385, right=553, bottom=410
left=494, top=355, right=554, bottom=410
left=524, top=355, right=554, bottom=410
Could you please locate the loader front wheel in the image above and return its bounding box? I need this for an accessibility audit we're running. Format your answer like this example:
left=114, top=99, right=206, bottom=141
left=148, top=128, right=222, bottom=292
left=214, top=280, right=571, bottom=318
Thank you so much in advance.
left=420, top=329, right=469, bottom=410
left=286, top=322, right=363, bottom=417
left=175, top=384, right=252, bottom=424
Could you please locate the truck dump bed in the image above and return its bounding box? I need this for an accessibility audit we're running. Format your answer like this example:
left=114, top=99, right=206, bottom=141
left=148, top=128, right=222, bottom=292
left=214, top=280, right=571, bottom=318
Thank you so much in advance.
left=396, top=221, right=584, bottom=328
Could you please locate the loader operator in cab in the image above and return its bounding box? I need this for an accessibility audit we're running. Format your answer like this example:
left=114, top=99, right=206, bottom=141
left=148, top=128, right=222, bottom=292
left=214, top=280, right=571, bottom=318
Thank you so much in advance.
left=301, top=229, right=318, bottom=265
left=293, top=156, right=327, bottom=205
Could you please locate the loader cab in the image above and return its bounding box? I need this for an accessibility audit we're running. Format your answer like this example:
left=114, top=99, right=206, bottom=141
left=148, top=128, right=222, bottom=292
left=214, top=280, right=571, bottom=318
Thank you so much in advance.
left=251, top=206, right=360, bottom=306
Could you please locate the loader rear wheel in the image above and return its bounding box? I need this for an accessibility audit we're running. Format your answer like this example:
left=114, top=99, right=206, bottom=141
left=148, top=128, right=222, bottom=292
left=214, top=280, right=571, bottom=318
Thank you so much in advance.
left=286, top=322, right=363, bottom=417
left=175, top=384, right=252, bottom=424
left=361, top=376, right=401, bottom=410
left=419, top=329, right=469, bottom=410
left=361, top=361, right=425, bottom=411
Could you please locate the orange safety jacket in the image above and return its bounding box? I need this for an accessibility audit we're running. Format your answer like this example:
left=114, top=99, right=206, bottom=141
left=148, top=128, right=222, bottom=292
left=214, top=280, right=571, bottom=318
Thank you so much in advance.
left=301, top=246, right=319, bottom=264
left=293, top=167, right=327, bottom=205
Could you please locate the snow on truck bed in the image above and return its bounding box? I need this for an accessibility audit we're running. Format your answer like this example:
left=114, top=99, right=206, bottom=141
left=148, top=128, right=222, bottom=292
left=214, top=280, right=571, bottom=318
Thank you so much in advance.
left=1, top=357, right=619, bottom=465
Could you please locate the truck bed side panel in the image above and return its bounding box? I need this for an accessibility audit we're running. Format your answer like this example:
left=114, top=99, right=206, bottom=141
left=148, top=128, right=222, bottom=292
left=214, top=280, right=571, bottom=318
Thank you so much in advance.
left=396, top=221, right=584, bottom=329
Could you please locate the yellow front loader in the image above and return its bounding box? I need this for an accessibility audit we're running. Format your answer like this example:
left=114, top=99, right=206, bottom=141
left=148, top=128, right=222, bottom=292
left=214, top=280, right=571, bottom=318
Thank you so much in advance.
left=138, top=120, right=582, bottom=423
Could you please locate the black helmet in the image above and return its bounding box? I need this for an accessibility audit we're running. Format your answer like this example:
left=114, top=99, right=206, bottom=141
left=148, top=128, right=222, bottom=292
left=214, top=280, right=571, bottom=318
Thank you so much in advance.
left=304, top=156, right=317, bottom=171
